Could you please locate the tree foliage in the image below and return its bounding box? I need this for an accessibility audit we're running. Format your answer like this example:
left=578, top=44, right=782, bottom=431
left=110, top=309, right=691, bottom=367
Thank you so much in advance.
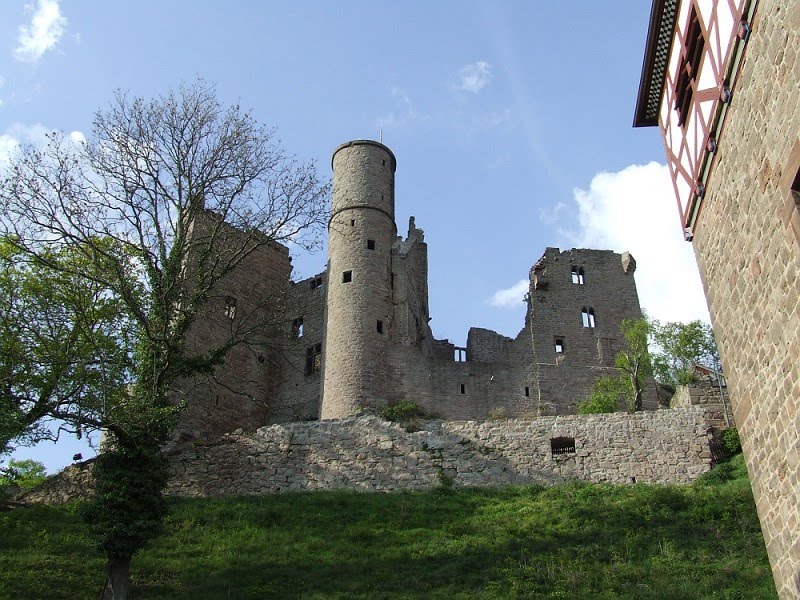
left=615, top=318, right=653, bottom=412
left=577, top=375, right=623, bottom=414
left=650, top=320, right=719, bottom=387
left=0, top=239, right=134, bottom=457
left=0, top=458, right=47, bottom=495
left=0, top=80, right=329, bottom=599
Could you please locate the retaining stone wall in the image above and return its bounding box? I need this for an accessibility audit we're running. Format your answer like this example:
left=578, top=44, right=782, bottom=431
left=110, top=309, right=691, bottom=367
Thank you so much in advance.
left=165, top=406, right=715, bottom=497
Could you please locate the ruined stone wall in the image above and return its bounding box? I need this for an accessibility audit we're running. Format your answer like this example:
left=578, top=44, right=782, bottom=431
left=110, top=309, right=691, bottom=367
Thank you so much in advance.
left=165, top=407, right=716, bottom=497
left=688, top=2, right=800, bottom=594
left=527, top=248, right=655, bottom=414
left=176, top=212, right=293, bottom=441
left=269, top=271, right=327, bottom=423
left=390, top=217, right=434, bottom=352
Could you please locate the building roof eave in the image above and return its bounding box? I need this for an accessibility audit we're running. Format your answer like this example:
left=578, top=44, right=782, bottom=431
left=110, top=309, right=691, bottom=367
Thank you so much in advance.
left=633, top=0, right=680, bottom=128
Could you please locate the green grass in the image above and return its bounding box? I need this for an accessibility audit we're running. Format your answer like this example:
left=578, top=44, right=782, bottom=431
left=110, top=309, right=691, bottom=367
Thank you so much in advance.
left=0, top=454, right=776, bottom=599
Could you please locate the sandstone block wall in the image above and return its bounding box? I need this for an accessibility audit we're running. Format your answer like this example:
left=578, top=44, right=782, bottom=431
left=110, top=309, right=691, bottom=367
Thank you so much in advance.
left=177, top=213, right=293, bottom=440
left=165, top=407, right=715, bottom=497
left=689, top=2, right=800, bottom=595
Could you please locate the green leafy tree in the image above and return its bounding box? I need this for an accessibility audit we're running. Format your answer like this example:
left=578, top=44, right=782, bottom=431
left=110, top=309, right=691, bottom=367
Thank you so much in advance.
left=0, top=80, right=329, bottom=599
left=0, top=458, right=47, bottom=495
left=581, top=318, right=653, bottom=413
left=616, top=318, right=653, bottom=412
left=577, top=375, right=624, bottom=414
left=0, top=239, right=134, bottom=458
left=651, top=320, right=720, bottom=386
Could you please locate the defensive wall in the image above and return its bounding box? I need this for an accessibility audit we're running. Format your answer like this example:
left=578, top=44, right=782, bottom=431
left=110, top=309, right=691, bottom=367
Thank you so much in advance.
left=165, top=407, right=715, bottom=497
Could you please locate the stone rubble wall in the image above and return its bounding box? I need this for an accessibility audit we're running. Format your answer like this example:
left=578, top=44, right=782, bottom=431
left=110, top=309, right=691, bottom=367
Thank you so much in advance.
left=165, top=406, right=715, bottom=497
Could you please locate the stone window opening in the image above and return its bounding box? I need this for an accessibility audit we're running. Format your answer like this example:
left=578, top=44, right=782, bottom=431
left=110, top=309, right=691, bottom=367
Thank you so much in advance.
left=524, top=386, right=530, bottom=397
left=377, top=320, right=384, bottom=334
left=581, top=307, right=596, bottom=328
left=305, top=343, right=322, bottom=376
left=454, top=347, right=467, bottom=362
left=342, top=270, right=352, bottom=283
left=571, top=266, right=585, bottom=284
left=292, top=317, right=304, bottom=338
left=551, top=437, right=576, bottom=456
left=460, top=383, right=466, bottom=394
left=310, top=276, right=323, bottom=290
left=675, top=5, right=704, bottom=127
left=224, top=296, right=237, bottom=320
left=350, top=219, right=355, bottom=226
left=257, top=354, right=265, bottom=364
left=554, top=338, right=565, bottom=353
left=367, top=239, right=376, bottom=250
left=391, top=273, right=395, bottom=289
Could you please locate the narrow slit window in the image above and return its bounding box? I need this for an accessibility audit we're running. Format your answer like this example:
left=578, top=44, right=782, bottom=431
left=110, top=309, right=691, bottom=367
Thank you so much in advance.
left=460, top=383, right=466, bottom=394
left=350, top=219, right=355, bottom=226
left=391, top=273, right=395, bottom=289
left=524, top=386, right=530, bottom=397
left=554, top=338, right=564, bottom=353
left=292, top=317, right=304, bottom=338
left=224, top=296, right=237, bottom=320
left=342, top=270, right=352, bottom=283
left=367, top=239, right=375, bottom=250
left=305, top=343, right=322, bottom=375
left=376, top=320, right=383, bottom=334
left=581, top=308, right=596, bottom=328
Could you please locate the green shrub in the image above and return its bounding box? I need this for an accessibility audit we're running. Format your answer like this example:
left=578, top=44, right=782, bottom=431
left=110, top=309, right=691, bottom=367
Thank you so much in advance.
left=380, top=401, right=423, bottom=422
left=577, top=376, right=622, bottom=414
left=721, top=427, right=742, bottom=456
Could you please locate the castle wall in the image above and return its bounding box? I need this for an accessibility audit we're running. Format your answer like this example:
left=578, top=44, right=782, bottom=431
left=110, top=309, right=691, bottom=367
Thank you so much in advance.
left=527, top=248, right=656, bottom=414
left=176, top=212, right=293, bottom=441
left=165, top=407, right=716, bottom=497
left=270, top=271, right=327, bottom=423
left=687, top=2, right=800, bottom=594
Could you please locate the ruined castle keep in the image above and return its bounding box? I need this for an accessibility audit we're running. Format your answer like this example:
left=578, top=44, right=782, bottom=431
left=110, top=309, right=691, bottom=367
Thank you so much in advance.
left=177, top=139, right=653, bottom=441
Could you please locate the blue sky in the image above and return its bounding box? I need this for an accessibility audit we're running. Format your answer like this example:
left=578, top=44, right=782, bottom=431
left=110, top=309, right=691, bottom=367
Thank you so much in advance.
left=1, top=1, right=711, bottom=472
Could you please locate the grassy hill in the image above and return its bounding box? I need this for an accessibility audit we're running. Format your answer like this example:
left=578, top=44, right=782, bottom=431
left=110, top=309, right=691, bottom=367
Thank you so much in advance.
left=0, top=454, right=776, bottom=599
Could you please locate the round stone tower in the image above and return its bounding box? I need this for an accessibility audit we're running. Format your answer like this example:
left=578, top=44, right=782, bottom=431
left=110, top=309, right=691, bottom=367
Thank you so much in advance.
left=321, top=140, right=397, bottom=419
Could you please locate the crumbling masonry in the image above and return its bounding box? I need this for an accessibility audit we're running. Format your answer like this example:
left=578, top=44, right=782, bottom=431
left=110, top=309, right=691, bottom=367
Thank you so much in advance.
left=176, top=140, right=655, bottom=441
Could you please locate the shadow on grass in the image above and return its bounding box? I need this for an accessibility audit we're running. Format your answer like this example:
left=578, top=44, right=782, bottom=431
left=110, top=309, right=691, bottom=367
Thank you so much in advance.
left=0, top=468, right=776, bottom=600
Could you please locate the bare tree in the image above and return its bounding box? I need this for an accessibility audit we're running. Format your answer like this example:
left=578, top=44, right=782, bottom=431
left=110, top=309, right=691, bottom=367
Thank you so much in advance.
left=0, top=80, right=329, bottom=599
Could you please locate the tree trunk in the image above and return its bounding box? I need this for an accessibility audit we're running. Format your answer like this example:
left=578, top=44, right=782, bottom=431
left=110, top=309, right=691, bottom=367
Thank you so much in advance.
left=100, top=557, right=131, bottom=600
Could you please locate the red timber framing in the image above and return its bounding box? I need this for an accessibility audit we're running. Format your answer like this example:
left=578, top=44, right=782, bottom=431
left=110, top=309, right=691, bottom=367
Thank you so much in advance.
left=635, top=0, right=757, bottom=239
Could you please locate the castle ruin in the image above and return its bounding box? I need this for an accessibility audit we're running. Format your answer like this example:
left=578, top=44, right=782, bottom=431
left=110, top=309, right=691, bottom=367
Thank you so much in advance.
left=177, top=140, right=654, bottom=441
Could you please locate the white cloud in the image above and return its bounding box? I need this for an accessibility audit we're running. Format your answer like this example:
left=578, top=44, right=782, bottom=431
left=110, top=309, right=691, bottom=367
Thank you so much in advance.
left=0, top=123, right=84, bottom=170
left=489, top=279, right=529, bottom=308
left=376, top=86, right=422, bottom=130
left=456, top=61, right=492, bottom=93
left=558, top=162, right=710, bottom=324
left=14, top=0, right=67, bottom=63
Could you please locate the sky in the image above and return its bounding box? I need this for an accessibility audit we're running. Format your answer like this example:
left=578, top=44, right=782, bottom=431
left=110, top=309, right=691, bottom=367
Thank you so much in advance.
left=0, top=1, right=712, bottom=472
